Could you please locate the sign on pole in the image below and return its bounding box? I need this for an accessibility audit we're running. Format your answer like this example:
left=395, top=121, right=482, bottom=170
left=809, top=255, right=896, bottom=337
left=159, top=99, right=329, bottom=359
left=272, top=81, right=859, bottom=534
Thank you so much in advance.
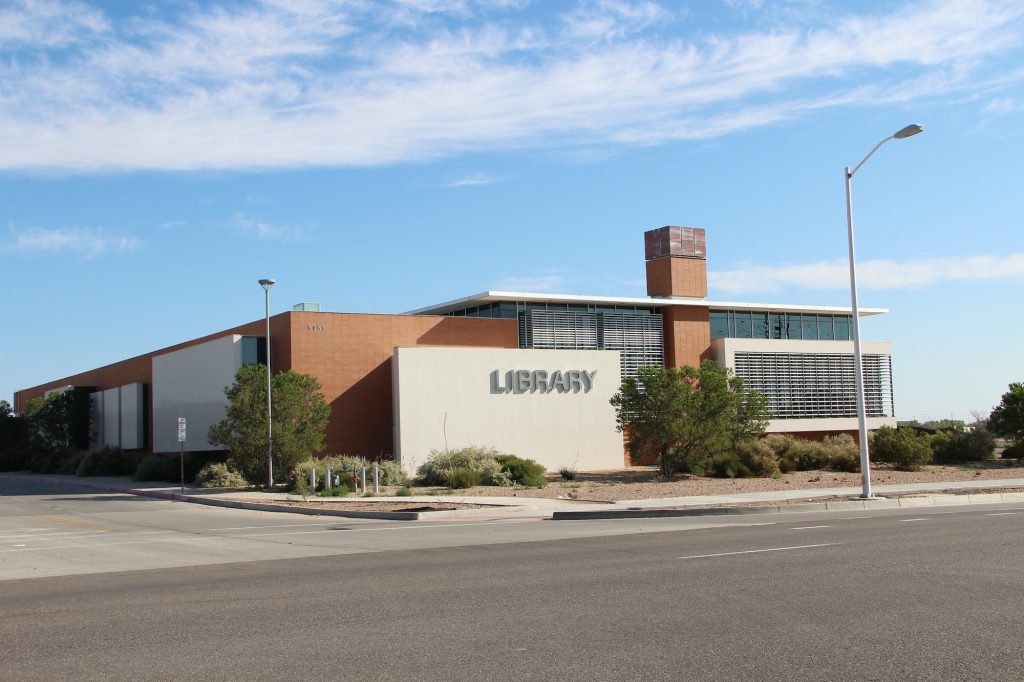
left=177, top=417, right=187, bottom=493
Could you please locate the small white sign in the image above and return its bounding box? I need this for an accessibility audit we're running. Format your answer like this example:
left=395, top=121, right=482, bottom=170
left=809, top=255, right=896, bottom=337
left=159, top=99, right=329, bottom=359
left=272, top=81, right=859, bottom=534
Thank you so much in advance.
left=177, top=417, right=187, bottom=443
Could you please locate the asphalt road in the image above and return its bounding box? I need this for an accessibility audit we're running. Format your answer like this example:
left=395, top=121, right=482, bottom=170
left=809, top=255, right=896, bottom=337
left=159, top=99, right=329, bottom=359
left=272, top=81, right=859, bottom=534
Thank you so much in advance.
left=2, top=479, right=1024, bottom=681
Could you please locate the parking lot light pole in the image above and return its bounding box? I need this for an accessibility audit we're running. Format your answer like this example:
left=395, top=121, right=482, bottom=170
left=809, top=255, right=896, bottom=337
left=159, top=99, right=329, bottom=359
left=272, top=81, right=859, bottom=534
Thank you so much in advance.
left=845, top=124, right=923, bottom=499
left=258, top=278, right=276, bottom=490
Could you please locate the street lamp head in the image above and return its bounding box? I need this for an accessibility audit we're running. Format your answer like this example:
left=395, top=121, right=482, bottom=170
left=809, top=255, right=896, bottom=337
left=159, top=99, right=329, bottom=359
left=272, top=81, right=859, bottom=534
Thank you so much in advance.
left=893, top=123, right=924, bottom=139
left=258, top=278, right=276, bottom=288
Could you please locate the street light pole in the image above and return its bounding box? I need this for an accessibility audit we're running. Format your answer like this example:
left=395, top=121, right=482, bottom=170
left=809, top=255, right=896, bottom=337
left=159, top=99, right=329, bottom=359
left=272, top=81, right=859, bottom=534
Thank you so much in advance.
left=845, top=124, right=923, bottom=499
left=258, top=278, right=276, bottom=490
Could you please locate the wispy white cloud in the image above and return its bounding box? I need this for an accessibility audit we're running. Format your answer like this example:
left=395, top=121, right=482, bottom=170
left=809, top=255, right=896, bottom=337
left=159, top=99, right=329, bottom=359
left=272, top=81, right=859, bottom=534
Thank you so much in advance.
left=0, top=0, right=1021, bottom=170
left=8, top=226, right=140, bottom=257
left=439, top=172, right=501, bottom=187
left=709, top=252, right=1024, bottom=294
left=494, top=271, right=568, bottom=292
left=228, top=213, right=311, bottom=240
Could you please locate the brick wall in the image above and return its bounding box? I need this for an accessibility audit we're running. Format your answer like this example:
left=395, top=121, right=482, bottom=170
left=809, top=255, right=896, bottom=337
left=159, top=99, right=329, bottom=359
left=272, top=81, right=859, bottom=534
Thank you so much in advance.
left=662, top=306, right=712, bottom=369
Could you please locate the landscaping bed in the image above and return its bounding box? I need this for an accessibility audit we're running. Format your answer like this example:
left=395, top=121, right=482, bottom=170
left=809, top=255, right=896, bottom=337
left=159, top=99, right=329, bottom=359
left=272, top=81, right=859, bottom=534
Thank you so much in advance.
left=229, top=498, right=496, bottom=512
left=433, top=461, right=1024, bottom=503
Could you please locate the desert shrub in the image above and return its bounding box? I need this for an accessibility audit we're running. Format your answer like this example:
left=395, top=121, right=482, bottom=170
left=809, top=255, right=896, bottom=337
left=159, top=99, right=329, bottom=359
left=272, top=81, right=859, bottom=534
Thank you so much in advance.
left=319, top=482, right=350, bottom=497
left=708, top=451, right=749, bottom=478
left=931, top=429, right=996, bottom=463
left=558, top=466, right=577, bottom=481
left=76, top=447, right=141, bottom=477
left=195, top=462, right=249, bottom=488
left=446, top=467, right=481, bottom=489
left=734, top=439, right=782, bottom=477
left=395, top=487, right=413, bottom=497
left=416, top=446, right=504, bottom=486
left=494, top=454, right=547, bottom=487
left=0, top=443, right=32, bottom=472
left=822, top=434, right=860, bottom=472
left=291, top=455, right=408, bottom=495
left=56, top=451, right=85, bottom=475
left=134, top=454, right=176, bottom=481
left=28, top=448, right=73, bottom=474
left=1000, top=441, right=1024, bottom=460
left=870, top=426, right=933, bottom=471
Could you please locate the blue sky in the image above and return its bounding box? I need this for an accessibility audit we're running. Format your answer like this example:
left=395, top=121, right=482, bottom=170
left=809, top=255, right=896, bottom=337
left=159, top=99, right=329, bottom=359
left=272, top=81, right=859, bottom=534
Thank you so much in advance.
left=1, top=0, right=1022, bottom=421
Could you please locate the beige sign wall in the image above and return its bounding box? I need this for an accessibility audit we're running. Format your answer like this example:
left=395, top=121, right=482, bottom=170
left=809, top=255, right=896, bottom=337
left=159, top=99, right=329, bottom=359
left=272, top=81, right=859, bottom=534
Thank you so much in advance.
left=393, top=347, right=623, bottom=473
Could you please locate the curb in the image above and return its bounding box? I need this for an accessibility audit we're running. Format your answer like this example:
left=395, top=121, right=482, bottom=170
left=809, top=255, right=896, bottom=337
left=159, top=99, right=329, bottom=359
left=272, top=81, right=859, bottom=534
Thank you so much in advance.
left=0, top=474, right=427, bottom=521
left=550, top=492, right=1024, bottom=520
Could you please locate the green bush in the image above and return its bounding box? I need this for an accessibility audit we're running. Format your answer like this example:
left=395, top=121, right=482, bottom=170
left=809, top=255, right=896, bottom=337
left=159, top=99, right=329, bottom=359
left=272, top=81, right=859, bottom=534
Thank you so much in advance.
left=195, top=462, right=249, bottom=488
left=763, top=434, right=859, bottom=473
left=76, top=447, right=141, bottom=477
left=494, top=454, right=548, bottom=487
left=57, top=451, right=85, bottom=475
left=931, top=429, right=996, bottom=463
left=28, top=448, right=73, bottom=474
left=733, top=439, right=782, bottom=477
left=446, top=467, right=481, bottom=489
left=870, top=426, right=933, bottom=471
left=708, top=451, right=749, bottom=478
left=558, top=466, right=577, bottom=481
left=134, top=454, right=176, bottom=481
left=1001, top=442, right=1024, bottom=460
left=395, top=487, right=413, bottom=497
left=416, top=446, right=504, bottom=486
left=822, top=434, right=860, bottom=472
left=0, top=443, right=31, bottom=472
left=319, top=482, right=350, bottom=497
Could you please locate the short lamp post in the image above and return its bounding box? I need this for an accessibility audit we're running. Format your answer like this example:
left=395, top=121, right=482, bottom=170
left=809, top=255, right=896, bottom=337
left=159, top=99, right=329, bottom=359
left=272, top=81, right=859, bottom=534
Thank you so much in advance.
left=258, top=278, right=276, bottom=490
left=845, top=123, right=923, bottom=499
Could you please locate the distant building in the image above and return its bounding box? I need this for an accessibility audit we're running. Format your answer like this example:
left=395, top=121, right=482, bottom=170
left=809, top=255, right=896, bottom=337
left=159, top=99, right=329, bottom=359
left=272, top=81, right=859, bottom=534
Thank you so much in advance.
left=14, top=226, right=895, bottom=472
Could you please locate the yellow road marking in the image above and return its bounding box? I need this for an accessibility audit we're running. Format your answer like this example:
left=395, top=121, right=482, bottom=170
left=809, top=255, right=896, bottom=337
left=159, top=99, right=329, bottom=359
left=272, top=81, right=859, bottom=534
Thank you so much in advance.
left=33, top=515, right=118, bottom=532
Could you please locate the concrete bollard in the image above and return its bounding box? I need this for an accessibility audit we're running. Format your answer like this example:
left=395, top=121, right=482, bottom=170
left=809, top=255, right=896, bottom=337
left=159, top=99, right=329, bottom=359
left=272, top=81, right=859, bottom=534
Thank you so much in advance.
left=373, top=465, right=380, bottom=493
left=309, top=467, right=316, bottom=494
left=326, top=468, right=332, bottom=494
left=362, top=467, right=368, bottom=493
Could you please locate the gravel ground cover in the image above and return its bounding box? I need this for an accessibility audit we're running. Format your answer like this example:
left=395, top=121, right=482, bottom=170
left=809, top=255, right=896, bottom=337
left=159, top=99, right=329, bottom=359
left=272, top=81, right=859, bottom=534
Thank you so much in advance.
left=230, top=499, right=495, bottom=512
left=434, top=460, right=1024, bottom=502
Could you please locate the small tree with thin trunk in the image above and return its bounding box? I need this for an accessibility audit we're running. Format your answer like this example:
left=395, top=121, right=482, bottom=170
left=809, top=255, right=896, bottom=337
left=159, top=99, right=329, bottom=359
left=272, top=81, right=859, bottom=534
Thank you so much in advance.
left=208, top=365, right=330, bottom=485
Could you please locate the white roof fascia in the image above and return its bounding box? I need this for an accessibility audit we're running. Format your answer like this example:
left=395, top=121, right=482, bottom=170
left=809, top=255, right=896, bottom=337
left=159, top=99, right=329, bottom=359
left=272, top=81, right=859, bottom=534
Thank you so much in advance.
left=404, top=290, right=888, bottom=317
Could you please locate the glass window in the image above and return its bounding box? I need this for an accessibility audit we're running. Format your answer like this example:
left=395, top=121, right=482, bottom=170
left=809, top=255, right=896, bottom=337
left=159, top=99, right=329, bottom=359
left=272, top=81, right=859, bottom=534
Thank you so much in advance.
left=753, top=313, right=769, bottom=338
left=802, top=314, right=818, bottom=340
left=817, top=315, right=834, bottom=340
left=496, top=302, right=517, bottom=318
left=786, top=314, right=801, bottom=339
left=710, top=311, right=729, bottom=339
left=735, top=311, right=752, bottom=338
left=769, top=313, right=784, bottom=339
left=834, top=315, right=851, bottom=340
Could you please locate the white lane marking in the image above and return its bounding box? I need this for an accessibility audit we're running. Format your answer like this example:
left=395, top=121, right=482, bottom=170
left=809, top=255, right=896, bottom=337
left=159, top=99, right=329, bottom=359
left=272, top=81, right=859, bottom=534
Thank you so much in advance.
left=791, top=525, right=831, bottom=530
left=900, top=518, right=928, bottom=522
left=0, top=530, right=174, bottom=542
left=986, top=512, right=1017, bottom=516
left=229, top=519, right=533, bottom=538
left=0, top=536, right=224, bottom=553
left=678, top=543, right=838, bottom=560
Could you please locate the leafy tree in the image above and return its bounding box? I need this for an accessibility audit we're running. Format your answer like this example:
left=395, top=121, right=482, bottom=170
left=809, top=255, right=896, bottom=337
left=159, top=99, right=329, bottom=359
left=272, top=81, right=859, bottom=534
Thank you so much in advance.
left=611, top=360, right=770, bottom=477
left=22, top=390, right=91, bottom=452
left=990, top=383, right=1024, bottom=446
left=208, top=365, right=330, bottom=485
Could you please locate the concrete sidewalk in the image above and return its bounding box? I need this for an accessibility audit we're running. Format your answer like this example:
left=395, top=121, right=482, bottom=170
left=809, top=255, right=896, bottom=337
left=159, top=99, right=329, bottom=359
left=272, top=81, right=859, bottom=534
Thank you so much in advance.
left=2, top=471, right=1024, bottom=521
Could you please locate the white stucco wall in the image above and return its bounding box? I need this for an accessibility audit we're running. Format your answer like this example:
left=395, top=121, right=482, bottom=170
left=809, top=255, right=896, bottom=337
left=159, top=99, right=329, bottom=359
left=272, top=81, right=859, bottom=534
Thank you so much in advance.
left=101, top=387, right=120, bottom=449
left=152, top=335, right=244, bottom=453
left=393, top=347, right=623, bottom=473
left=119, top=383, right=145, bottom=450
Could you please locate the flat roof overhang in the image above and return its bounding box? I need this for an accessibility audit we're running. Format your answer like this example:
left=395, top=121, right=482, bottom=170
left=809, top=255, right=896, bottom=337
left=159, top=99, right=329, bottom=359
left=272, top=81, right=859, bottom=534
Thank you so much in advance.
left=404, top=290, right=888, bottom=317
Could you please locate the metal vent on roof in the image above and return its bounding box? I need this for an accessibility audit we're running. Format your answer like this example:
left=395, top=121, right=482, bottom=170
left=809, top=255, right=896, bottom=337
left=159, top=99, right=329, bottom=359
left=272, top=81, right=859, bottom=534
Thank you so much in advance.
left=292, top=302, right=321, bottom=312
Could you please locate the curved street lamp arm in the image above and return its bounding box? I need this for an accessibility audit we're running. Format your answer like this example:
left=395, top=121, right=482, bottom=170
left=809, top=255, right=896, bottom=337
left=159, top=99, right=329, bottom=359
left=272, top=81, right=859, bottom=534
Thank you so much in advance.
left=849, top=135, right=894, bottom=179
